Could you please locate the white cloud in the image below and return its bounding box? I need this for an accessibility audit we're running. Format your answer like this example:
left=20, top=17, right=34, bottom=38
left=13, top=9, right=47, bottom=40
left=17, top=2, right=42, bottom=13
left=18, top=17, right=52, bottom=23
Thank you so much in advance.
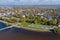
left=0, top=0, right=14, bottom=2
left=19, top=0, right=28, bottom=2
left=19, top=0, right=39, bottom=3
left=44, top=0, right=49, bottom=2
left=42, top=0, right=59, bottom=4
left=31, top=0, right=39, bottom=3
left=52, top=0, right=57, bottom=1
left=43, top=0, right=57, bottom=2
left=0, top=0, right=59, bottom=5
left=0, top=0, right=15, bottom=4
left=0, top=0, right=58, bottom=3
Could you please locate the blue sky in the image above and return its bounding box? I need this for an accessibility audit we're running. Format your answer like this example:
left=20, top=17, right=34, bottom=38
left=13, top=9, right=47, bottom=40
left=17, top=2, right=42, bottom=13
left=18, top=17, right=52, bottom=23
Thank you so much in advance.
left=0, top=0, right=60, bottom=5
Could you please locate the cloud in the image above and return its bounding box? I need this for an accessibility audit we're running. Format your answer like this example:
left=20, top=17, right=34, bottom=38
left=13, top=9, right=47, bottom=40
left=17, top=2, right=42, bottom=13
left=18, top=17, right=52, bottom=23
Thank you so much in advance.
left=0, top=0, right=15, bottom=3
left=0, top=0, right=60, bottom=5
left=39, top=0, right=60, bottom=5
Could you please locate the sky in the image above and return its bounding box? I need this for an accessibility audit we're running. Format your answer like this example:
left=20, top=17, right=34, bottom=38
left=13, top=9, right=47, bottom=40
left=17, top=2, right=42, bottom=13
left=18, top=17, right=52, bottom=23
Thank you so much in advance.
left=0, top=0, right=60, bottom=5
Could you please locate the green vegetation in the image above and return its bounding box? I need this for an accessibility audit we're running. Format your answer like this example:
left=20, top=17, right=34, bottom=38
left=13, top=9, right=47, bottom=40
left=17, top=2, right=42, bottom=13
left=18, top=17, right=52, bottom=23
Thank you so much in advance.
left=17, top=22, right=51, bottom=31
left=0, top=7, right=60, bottom=32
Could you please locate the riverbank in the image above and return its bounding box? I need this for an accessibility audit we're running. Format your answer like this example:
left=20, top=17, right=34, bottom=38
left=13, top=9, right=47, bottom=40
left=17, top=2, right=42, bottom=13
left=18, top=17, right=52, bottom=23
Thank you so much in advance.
left=0, top=27, right=60, bottom=40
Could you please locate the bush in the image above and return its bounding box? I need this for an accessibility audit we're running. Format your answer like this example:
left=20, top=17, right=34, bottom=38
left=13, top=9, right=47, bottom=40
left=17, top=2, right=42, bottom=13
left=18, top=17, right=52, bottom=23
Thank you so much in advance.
left=26, top=19, right=34, bottom=24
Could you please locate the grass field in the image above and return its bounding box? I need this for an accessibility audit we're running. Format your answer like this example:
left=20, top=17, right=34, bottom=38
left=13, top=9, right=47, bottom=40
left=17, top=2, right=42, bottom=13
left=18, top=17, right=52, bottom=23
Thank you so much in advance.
left=17, top=22, right=52, bottom=31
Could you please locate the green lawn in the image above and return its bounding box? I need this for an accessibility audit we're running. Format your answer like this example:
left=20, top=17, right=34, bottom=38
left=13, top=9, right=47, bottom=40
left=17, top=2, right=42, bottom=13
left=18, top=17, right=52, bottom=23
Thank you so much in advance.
left=17, top=22, right=52, bottom=31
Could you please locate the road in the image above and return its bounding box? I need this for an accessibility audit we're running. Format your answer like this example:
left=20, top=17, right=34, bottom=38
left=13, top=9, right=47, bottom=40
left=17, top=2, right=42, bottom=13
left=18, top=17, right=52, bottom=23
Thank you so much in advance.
left=0, top=27, right=60, bottom=40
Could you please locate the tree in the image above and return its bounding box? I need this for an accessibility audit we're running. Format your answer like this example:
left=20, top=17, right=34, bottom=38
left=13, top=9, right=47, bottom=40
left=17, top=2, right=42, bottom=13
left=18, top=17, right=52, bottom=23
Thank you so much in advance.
left=51, top=9, right=57, bottom=19
left=34, top=19, right=39, bottom=24
left=50, top=19, right=57, bottom=25
left=7, top=17, right=17, bottom=23
left=39, top=17, right=47, bottom=25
